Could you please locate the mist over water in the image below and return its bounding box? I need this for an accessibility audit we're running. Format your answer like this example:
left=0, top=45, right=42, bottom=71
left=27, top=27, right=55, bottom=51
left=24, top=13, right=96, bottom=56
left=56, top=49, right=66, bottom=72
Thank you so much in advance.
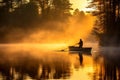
left=0, top=44, right=93, bottom=80
left=23, top=14, right=95, bottom=43
left=4, top=13, right=96, bottom=45
left=0, top=45, right=120, bottom=80
left=1, top=0, right=120, bottom=79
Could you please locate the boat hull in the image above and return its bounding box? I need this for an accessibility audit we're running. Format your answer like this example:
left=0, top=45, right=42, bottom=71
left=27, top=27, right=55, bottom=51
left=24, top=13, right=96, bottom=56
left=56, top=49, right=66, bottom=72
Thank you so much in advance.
left=68, top=46, right=92, bottom=53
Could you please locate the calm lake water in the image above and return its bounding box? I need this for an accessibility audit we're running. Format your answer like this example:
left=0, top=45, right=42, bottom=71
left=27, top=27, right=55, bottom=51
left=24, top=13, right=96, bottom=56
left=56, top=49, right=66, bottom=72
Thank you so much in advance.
left=0, top=44, right=120, bottom=80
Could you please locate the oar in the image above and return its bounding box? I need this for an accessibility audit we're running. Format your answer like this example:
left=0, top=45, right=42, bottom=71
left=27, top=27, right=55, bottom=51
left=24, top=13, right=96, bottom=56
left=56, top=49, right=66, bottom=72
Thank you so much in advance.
left=58, top=43, right=78, bottom=52
left=58, top=47, right=68, bottom=52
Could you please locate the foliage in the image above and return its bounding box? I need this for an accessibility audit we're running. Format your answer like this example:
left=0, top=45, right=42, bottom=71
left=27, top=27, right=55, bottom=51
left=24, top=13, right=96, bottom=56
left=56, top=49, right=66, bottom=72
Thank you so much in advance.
left=91, top=0, right=120, bottom=46
left=0, top=0, right=73, bottom=43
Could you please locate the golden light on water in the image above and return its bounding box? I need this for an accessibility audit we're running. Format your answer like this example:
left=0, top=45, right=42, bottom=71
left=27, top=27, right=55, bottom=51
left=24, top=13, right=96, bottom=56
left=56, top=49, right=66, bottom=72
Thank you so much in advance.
left=69, top=55, right=95, bottom=80
left=70, top=67, right=94, bottom=80
left=1, top=0, right=119, bottom=80
left=0, top=43, right=68, bottom=51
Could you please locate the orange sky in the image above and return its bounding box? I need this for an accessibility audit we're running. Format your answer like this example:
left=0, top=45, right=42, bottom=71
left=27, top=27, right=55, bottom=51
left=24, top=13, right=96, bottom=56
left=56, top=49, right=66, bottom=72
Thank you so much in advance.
left=70, top=0, right=92, bottom=12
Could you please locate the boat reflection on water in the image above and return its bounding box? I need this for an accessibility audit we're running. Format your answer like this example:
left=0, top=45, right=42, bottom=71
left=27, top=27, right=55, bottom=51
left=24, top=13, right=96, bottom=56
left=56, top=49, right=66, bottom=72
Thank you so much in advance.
left=78, top=53, right=83, bottom=65
left=0, top=47, right=120, bottom=80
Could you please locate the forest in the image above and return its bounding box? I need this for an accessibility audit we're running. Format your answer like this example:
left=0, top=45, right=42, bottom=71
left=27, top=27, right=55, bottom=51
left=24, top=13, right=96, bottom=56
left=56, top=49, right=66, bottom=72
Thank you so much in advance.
left=0, top=0, right=73, bottom=43
left=0, top=0, right=120, bottom=46
left=92, top=0, right=120, bottom=46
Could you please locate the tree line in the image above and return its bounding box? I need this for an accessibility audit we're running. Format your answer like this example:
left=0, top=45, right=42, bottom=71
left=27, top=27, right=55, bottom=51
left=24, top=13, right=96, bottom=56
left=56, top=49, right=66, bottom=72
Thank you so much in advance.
left=0, top=0, right=87, bottom=43
left=92, top=0, right=120, bottom=46
left=1, top=0, right=119, bottom=46
left=0, top=0, right=72, bottom=27
left=0, top=0, right=74, bottom=42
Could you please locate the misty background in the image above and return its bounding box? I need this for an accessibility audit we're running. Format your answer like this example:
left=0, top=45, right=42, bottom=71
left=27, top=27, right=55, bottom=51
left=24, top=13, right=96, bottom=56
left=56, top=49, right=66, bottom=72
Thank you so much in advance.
left=0, top=0, right=96, bottom=45
left=1, top=0, right=120, bottom=46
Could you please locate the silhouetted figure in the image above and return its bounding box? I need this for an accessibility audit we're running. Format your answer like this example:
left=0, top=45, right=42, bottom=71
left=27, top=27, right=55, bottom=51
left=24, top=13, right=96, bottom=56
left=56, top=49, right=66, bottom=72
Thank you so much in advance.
left=78, top=39, right=83, bottom=48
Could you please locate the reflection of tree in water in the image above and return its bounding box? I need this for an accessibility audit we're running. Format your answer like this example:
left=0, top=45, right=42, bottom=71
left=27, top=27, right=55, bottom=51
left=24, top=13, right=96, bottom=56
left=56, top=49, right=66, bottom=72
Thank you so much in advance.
left=103, top=50, right=120, bottom=80
left=93, top=49, right=120, bottom=80
left=104, top=60, right=117, bottom=80
left=53, top=59, right=71, bottom=79
left=14, top=55, right=40, bottom=80
left=0, top=51, right=14, bottom=80
left=0, top=51, right=72, bottom=80
left=40, top=63, right=52, bottom=79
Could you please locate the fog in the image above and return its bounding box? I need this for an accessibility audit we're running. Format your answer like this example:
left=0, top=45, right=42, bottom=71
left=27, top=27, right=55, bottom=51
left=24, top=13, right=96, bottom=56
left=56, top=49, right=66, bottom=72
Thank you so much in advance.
left=2, top=12, right=97, bottom=50
left=21, top=14, right=96, bottom=45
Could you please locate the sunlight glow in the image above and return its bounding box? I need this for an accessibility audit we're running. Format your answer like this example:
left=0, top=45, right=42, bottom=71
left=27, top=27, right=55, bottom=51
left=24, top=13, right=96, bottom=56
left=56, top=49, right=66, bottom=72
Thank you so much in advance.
left=70, top=66, right=94, bottom=80
left=70, top=55, right=94, bottom=80
left=0, top=43, right=68, bottom=51
left=21, top=14, right=96, bottom=47
left=6, top=0, right=96, bottom=48
left=70, top=0, right=93, bottom=12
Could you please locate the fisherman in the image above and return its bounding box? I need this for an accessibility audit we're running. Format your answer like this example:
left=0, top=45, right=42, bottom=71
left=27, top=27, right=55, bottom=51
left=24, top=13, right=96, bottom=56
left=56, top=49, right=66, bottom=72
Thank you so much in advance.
left=78, top=39, right=83, bottom=48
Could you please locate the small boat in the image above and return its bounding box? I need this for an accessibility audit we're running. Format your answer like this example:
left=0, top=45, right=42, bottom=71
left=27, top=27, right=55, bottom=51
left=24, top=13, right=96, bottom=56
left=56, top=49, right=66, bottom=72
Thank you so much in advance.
left=68, top=46, right=92, bottom=53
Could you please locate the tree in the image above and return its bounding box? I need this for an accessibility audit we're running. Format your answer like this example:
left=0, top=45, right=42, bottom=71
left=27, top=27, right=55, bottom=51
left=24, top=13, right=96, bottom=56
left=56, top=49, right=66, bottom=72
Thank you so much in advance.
left=52, top=0, right=72, bottom=20
left=0, top=0, right=73, bottom=42
left=91, top=0, right=120, bottom=46
left=35, top=0, right=49, bottom=18
left=35, top=0, right=72, bottom=20
left=73, top=9, right=85, bottom=22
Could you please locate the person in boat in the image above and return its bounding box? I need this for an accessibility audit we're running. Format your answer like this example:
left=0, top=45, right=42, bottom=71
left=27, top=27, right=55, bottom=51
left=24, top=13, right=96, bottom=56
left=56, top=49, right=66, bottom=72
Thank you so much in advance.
left=78, top=39, right=83, bottom=48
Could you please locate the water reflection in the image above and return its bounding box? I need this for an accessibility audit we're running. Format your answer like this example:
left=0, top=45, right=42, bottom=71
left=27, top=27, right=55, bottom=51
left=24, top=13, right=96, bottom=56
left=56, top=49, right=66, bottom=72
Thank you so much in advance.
left=78, top=53, right=83, bottom=65
left=93, top=47, right=120, bottom=80
left=0, top=46, right=120, bottom=80
left=0, top=49, right=72, bottom=80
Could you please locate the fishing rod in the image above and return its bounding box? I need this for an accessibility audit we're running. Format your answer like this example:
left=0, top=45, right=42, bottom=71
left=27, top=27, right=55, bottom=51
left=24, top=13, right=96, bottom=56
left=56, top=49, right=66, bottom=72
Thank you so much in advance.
left=58, top=43, right=79, bottom=52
